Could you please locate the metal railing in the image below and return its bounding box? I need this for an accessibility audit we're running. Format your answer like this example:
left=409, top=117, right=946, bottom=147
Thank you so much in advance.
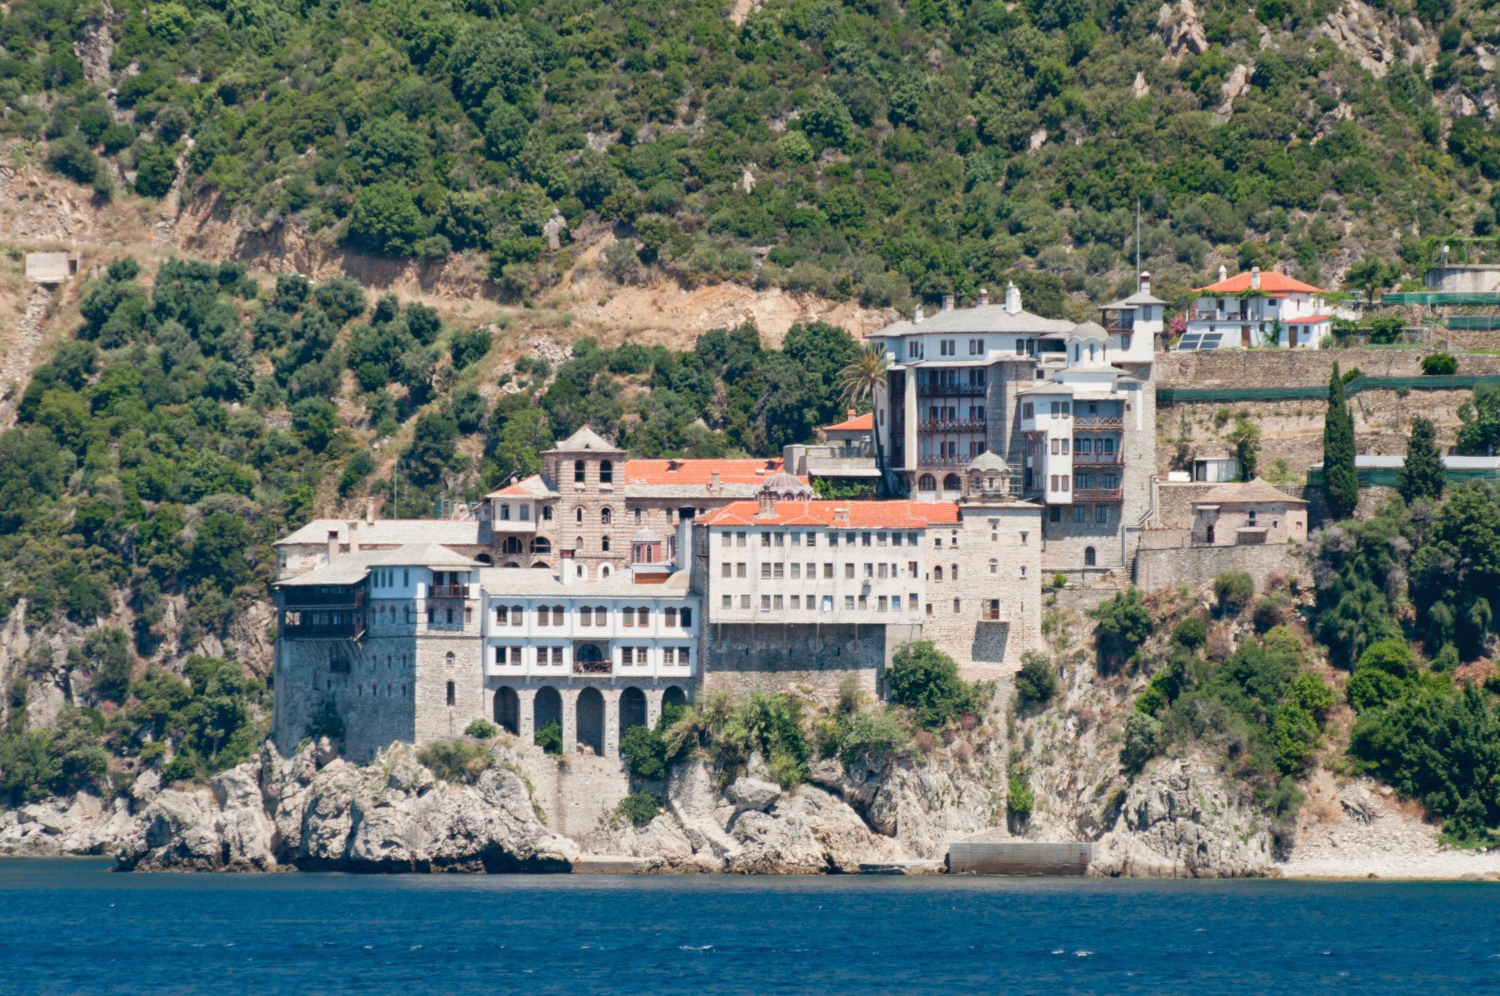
left=1101, top=319, right=1136, bottom=332
left=1073, top=452, right=1121, bottom=466
left=916, top=381, right=986, bottom=397
left=572, top=659, right=613, bottom=675
left=915, top=454, right=967, bottom=467
left=429, top=585, right=469, bottom=599
left=918, top=418, right=986, bottom=433
left=1074, top=416, right=1124, bottom=430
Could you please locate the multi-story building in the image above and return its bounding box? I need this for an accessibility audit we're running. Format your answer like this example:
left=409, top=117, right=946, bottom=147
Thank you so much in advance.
left=693, top=469, right=1042, bottom=697
left=870, top=278, right=1157, bottom=575
left=272, top=534, right=700, bottom=762
left=1177, top=266, right=1331, bottom=350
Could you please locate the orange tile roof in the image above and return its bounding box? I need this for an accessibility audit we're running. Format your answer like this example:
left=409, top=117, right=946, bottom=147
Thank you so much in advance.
left=824, top=412, right=874, bottom=433
left=490, top=474, right=549, bottom=497
left=624, top=458, right=788, bottom=486
left=1283, top=314, right=1332, bottom=324
left=699, top=500, right=961, bottom=529
left=1192, top=271, right=1325, bottom=295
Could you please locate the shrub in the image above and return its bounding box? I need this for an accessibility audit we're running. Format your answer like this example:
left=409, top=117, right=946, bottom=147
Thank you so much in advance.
left=617, top=790, right=660, bottom=827
left=464, top=719, right=498, bottom=739
left=1213, top=571, right=1255, bottom=616
left=1172, top=615, right=1208, bottom=651
left=1252, top=597, right=1287, bottom=632
left=1015, top=651, right=1059, bottom=706
left=1006, top=766, right=1034, bottom=825
left=303, top=702, right=345, bottom=743
left=1120, top=710, right=1161, bottom=771
left=450, top=327, right=492, bottom=369
left=621, top=723, right=668, bottom=780
left=535, top=719, right=563, bottom=756
left=886, top=641, right=984, bottom=730
left=417, top=739, right=491, bottom=783
left=1094, top=587, right=1151, bottom=668
left=1052, top=572, right=1068, bottom=589
left=1421, top=353, right=1457, bottom=375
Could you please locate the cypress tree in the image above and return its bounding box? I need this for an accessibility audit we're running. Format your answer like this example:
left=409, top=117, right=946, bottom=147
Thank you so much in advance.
left=1323, top=362, right=1359, bottom=520
left=1397, top=416, right=1446, bottom=504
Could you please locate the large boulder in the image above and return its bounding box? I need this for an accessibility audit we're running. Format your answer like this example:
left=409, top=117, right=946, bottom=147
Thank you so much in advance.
left=1090, top=755, right=1274, bottom=878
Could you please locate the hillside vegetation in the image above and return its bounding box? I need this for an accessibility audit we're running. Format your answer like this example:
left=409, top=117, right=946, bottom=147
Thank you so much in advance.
left=3, top=0, right=1500, bottom=312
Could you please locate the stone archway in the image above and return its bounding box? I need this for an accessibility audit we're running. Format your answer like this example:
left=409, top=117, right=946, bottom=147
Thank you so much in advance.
left=664, top=685, right=689, bottom=711
left=534, top=687, right=562, bottom=751
left=494, top=686, right=520, bottom=735
left=576, top=687, right=605, bottom=756
left=620, top=687, right=648, bottom=733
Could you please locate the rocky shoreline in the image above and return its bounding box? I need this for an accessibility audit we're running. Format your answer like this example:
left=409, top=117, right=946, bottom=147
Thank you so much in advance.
left=6, top=738, right=1498, bottom=879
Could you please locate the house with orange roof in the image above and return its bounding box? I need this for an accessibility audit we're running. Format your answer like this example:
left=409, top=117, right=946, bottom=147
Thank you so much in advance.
left=1178, top=265, right=1332, bottom=350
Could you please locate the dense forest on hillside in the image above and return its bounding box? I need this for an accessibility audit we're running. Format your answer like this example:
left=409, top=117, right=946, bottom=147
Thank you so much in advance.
left=3, top=0, right=1500, bottom=308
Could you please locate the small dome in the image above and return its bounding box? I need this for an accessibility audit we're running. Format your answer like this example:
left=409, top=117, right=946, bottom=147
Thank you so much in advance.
left=631, top=527, right=661, bottom=544
left=1069, top=321, right=1108, bottom=341
left=967, top=451, right=1009, bottom=473
left=762, top=471, right=812, bottom=495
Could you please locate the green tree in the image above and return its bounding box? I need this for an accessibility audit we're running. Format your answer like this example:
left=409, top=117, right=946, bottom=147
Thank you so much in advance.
left=347, top=182, right=428, bottom=256
left=1343, top=255, right=1398, bottom=301
left=1015, top=651, right=1059, bottom=706
left=1227, top=415, right=1259, bottom=480
left=1457, top=384, right=1500, bottom=455
left=1094, top=587, right=1151, bottom=668
left=1397, top=416, right=1445, bottom=504
left=886, top=641, right=984, bottom=730
left=1323, top=362, right=1359, bottom=520
left=134, top=142, right=180, bottom=198
left=837, top=343, right=892, bottom=496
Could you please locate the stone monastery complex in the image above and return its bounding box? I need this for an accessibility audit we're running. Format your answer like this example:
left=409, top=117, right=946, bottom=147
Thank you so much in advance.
left=272, top=273, right=1308, bottom=761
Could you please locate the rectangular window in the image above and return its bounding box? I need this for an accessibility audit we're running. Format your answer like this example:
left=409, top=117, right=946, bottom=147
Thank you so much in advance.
left=551, top=647, right=563, bottom=665
left=806, top=562, right=816, bottom=578
left=737, top=563, right=747, bottom=578
left=829, top=532, right=838, bottom=547
left=861, top=532, right=872, bottom=547
left=495, top=606, right=508, bottom=625
left=741, top=594, right=751, bottom=609
left=536, top=607, right=547, bottom=627
left=621, top=647, right=634, bottom=666
left=806, top=533, right=816, bottom=548
left=761, top=595, right=771, bottom=611
left=864, top=563, right=874, bottom=578
left=791, top=563, right=801, bottom=579
left=774, top=532, right=785, bottom=547
left=773, top=564, right=784, bottom=580
left=681, top=608, right=691, bottom=627
left=761, top=533, right=771, bottom=547
left=909, top=593, right=919, bottom=610
left=845, top=595, right=855, bottom=610
left=721, top=532, right=733, bottom=548
left=858, top=595, right=868, bottom=609
left=844, top=564, right=855, bottom=579
left=773, top=594, right=783, bottom=609
left=665, top=607, right=677, bottom=627
left=1097, top=506, right=1110, bottom=524
left=1074, top=506, right=1086, bottom=523
left=1024, top=402, right=1034, bottom=419
left=1051, top=439, right=1060, bottom=455
left=792, top=532, right=802, bottom=547
left=722, top=595, right=732, bottom=609
left=876, top=532, right=887, bottom=547
left=822, top=595, right=833, bottom=612
left=622, top=607, right=635, bottom=628
left=721, top=562, right=732, bottom=578
left=823, top=563, right=833, bottom=579
left=1061, top=439, right=1070, bottom=455
left=877, top=563, right=888, bottom=579
left=953, top=598, right=961, bottom=613
left=737, top=532, right=747, bottom=547
left=494, top=646, right=506, bottom=665
left=579, top=607, right=592, bottom=627
left=761, top=563, right=772, bottom=579
left=1061, top=476, right=1070, bottom=492
left=791, top=595, right=801, bottom=610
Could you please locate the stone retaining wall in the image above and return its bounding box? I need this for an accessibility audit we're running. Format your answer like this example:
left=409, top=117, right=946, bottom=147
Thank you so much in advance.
left=1133, top=542, right=1307, bottom=594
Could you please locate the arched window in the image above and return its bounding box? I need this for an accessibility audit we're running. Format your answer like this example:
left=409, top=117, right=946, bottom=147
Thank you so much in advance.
left=446, top=681, right=455, bottom=706
left=918, top=474, right=936, bottom=492
left=943, top=473, right=961, bottom=491
left=445, top=651, right=455, bottom=668
left=537, top=606, right=550, bottom=627
left=579, top=607, right=592, bottom=627
left=575, top=563, right=587, bottom=579
left=1084, top=546, right=1097, bottom=566
left=665, top=607, right=677, bottom=627
left=988, top=559, right=998, bottom=575
left=531, top=537, right=551, bottom=555
left=576, top=507, right=584, bottom=523
left=575, top=536, right=584, bottom=552
left=599, top=564, right=613, bottom=579
left=934, top=566, right=944, bottom=581
left=638, top=607, right=651, bottom=626
left=511, top=605, right=522, bottom=623
left=602, top=536, right=611, bottom=552
left=601, top=507, right=612, bottom=524
left=622, top=607, right=636, bottom=628
left=951, top=564, right=958, bottom=579
left=574, top=460, right=586, bottom=483
left=600, top=460, right=613, bottom=484
left=595, top=606, right=608, bottom=625
left=552, top=606, right=564, bottom=625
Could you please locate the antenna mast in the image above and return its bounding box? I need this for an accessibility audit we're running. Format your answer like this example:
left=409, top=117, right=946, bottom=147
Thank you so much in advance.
left=1135, top=199, right=1141, bottom=284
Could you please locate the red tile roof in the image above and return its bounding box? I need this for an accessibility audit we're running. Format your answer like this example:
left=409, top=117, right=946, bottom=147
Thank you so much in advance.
left=624, top=459, right=788, bottom=486
left=490, top=474, right=548, bottom=497
left=1192, top=271, right=1325, bottom=295
left=824, top=412, right=874, bottom=433
left=1283, top=314, right=1332, bottom=325
left=699, top=500, right=961, bottom=529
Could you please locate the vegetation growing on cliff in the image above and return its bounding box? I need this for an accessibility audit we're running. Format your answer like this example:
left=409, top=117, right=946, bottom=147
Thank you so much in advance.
left=4, top=0, right=1499, bottom=307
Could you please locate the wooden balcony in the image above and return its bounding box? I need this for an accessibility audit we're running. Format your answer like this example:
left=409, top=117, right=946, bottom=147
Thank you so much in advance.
left=1073, top=452, right=1121, bottom=466
left=1101, top=318, right=1136, bottom=333
left=1074, top=416, right=1124, bottom=431
left=572, top=658, right=613, bottom=675
left=918, top=418, right=986, bottom=433
left=282, top=587, right=365, bottom=609
left=429, top=584, right=470, bottom=599
left=916, top=381, right=986, bottom=397
left=1074, top=488, right=1124, bottom=502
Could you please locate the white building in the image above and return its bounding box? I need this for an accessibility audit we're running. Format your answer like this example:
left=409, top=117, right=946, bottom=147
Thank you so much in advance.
left=1178, top=266, right=1331, bottom=350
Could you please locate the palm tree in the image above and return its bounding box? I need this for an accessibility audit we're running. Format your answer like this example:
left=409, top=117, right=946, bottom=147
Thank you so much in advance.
left=838, top=343, right=895, bottom=497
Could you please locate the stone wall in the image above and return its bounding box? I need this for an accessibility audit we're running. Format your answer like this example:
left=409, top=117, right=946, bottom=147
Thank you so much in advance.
left=1133, top=542, right=1307, bottom=594
left=700, top=622, right=907, bottom=701
left=1156, top=347, right=1500, bottom=387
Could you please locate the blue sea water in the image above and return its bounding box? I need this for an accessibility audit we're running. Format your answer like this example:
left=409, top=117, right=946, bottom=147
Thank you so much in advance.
left=3, top=859, right=1499, bottom=995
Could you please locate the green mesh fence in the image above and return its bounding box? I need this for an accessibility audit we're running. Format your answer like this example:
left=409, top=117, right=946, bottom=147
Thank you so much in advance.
left=1381, top=292, right=1500, bottom=306
left=1446, top=317, right=1500, bottom=331
left=1159, top=374, right=1500, bottom=404
left=1307, top=468, right=1500, bottom=488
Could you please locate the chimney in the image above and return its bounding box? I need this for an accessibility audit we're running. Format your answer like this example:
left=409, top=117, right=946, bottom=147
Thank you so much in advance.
left=913, top=304, right=924, bottom=324
left=1004, top=281, right=1021, bottom=315
left=366, top=497, right=375, bottom=525
left=1250, top=266, right=1261, bottom=291
left=560, top=549, right=575, bottom=584
left=1139, top=271, right=1151, bottom=296
left=756, top=490, right=777, bottom=518
left=326, top=529, right=339, bottom=564
left=710, top=470, right=721, bottom=494
left=348, top=520, right=359, bottom=554
left=847, top=408, right=856, bottom=417
left=676, top=516, right=693, bottom=571
left=978, top=287, right=989, bottom=306
left=942, top=294, right=955, bottom=312
left=1217, top=264, right=1228, bottom=283
left=833, top=507, right=850, bottom=525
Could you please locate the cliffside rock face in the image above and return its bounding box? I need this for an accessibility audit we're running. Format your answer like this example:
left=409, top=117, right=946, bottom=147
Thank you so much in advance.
left=1090, top=756, right=1273, bottom=878
left=1156, top=1, right=1209, bottom=58
left=0, top=791, right=134, bottom=856
left=116, top=741, right=578, bottom=873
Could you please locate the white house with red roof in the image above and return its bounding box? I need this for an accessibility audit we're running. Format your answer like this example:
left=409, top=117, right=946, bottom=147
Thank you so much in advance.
left=1178, top=265, right=1332, bottom=350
